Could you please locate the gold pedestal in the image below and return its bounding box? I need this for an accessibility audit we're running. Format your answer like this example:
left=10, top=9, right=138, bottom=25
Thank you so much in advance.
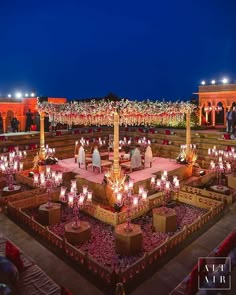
left=153, top=207, right=177, bottom=233
left=65, top=221, right=91, bottom=245
left=115, top=223, right=142, bottom=255
left=38, top=203, right=61, bottom=226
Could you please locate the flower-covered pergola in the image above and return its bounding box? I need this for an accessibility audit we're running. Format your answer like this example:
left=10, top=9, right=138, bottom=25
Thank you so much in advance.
left=37, top=99, right=195, bottom=127
left=37, top=99, right=195, bottom=175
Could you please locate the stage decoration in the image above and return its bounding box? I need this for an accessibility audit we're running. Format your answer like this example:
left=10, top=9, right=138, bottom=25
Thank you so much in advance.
left=0, top=151, right=27, bottom=191
left=151, top=171, right=180, bottom=211
left=33, top=167, right=63, bottom=208
left=115, top=180, right=148, bottom=232
left=60, top=180, right=93, bottom=229
left=37, top=99, right=196, bottom=127
left=177, top=144, right=197, bottom=165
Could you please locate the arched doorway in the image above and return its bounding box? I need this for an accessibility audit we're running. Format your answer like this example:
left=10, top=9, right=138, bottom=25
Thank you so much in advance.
left=6, top=110, right=14, bottom=132
left=215, top=102, right=224, bottom=125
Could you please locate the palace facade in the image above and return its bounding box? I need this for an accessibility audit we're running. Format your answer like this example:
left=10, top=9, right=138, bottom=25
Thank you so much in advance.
left=195, top=83, right=236, bottom=127
left=0, top=96, right=66, bottom=133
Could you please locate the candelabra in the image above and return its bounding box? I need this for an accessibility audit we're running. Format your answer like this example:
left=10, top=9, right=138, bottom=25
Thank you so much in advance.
left=151, top=171, right=180, bottom=211
left=210, top=160, right=231, bottom=188
left=59, top=180, right=93, bottom=229
left=0, top=151, right=27, bottom=190
left=178, top=144, right=197, bottom=164
left=115, top=179, right=148, bottom=232
left=208, top=146, right=233, bottom=187
left=33, top=166, right=63, bottom=208
left=77, top=137, right=90, bottom=147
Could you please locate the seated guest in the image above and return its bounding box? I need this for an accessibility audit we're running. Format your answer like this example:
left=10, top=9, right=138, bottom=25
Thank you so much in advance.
left=144, top=145, right=153, bottom=167
left=131, top=145, right=142, bottom=170
left=78, top=145, right=86, bottom=168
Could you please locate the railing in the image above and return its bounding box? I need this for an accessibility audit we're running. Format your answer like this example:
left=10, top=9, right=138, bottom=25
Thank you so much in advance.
left=6, top=190, right=224, bottom=287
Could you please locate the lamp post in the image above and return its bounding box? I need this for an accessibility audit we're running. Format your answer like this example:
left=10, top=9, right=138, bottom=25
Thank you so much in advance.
left=115, top=179, right=148, bottom=232
left=209, top=159, right=231, bottom=188
left=33, top=166, right=63, bottom=208
left=59, top=180, right=93, bottom=229
left=151, top=171, right=180, bottom=211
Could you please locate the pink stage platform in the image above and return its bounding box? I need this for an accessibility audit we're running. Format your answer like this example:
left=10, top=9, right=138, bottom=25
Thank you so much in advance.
left=55, top=157, right=182, bottom=184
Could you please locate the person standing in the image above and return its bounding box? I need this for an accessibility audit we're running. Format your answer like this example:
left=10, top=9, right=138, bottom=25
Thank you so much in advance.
left=226, top=107, right=233, bottom=133
left=25, top=109, right=33, bottom=132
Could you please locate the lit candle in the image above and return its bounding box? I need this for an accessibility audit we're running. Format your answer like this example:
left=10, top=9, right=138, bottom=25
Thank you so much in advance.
left=133, top=197, right=139, bottom=207
left=71, top=179, right=77, bottom=191
left=219, top=156, right=223, bottom=163
left=156, top=179, right=161, bottom=188
left=208, top=148, right=211, bottom=155
left=83, top=185, right=88, bottom=195
left=173, top=176, right=178, bottom=184
left=57, top=172, right=63, bottom=183
left=165, top=181, right=170, bottom=190
left=46, top=166, right=51, bottom=175
left=117, top=192, right=122, bottom=203
left=174, top=179, right=180, bottom=188
left=114, top=187, right=119, bottom=194
left=19, top=162, right=23, bottom=171
left=68, top=193, right=74, bottom=207
left=163, top=170, right=168, bottom=178
left=75, top=140, right=78, bottom=146
left=60, top=186, right=67, bottom=201
left=87, top=191, right=93, bottom=202
left=79, top=193, right=85, bottom=204
left=142, top=190, right=148, bottom=200
left=151, top=176, right=155, bottom=184
left=128, top=180, right=134, bottom=189
left=124, top=183, right=129, bottom=192
left=138, top=186, right=144, bottom=195
left=33, top=174, right=39, bottom=185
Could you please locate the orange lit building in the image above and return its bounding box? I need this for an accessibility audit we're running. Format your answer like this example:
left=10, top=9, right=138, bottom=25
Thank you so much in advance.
left=195, top=84, right=236, bottom=127
left=0, top=96, right=66, bottom=133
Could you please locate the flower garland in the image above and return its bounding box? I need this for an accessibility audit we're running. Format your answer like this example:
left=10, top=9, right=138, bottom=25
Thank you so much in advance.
left=37, top=99, right=196, bottom=127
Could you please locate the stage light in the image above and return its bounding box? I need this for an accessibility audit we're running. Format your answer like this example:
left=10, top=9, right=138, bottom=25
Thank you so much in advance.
left=222, top=78, right=228, bottom=84
left=25, top=93, right=29, bottom=97
left=31, top=92, right=35, bottom=97
left=201, top=81, right=206, bottom=85
left=15, top=92, right=22, bottom=99
left=199, top=170, right=206, bottom=176
left=7, top=94, right=11, bottom=98
left=211, top=80, right=216, bottom=84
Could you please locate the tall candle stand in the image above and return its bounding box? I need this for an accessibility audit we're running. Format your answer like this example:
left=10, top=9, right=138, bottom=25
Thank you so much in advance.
left=151, top=171, right=180, bottom=211
left=115, top=179, right=148, bottom=232
left=33, top=166, right=63, bottom=208
left=60, top=180, right=93, bottom=229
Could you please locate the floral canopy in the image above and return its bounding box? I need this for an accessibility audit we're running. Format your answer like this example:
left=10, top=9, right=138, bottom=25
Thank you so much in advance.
left=37, top=99, right=195, bottom=126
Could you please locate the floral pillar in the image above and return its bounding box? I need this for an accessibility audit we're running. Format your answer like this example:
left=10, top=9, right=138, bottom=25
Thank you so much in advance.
left=212, top=107, right=216, bottom=127
left=113, top=111, right=120, bottom=177
left=186, top=110, right=191, bottom=155
left=39, top=112, right=46, bottom=160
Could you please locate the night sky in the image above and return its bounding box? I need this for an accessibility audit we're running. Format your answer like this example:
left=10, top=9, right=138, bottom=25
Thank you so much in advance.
left=0, top=0, right=235, bottom=100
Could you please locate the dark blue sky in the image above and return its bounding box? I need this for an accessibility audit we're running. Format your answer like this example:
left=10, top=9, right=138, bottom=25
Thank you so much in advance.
left=0, top=0, right=235, bottom=100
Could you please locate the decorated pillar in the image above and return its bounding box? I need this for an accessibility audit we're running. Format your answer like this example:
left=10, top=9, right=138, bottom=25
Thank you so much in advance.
left=186, top=110, right=191, bottom=154
left=2, top=112, right=7, bottom=133
left=205, top=111, right=208, bottom=124
left=39, top=112, right=46, bottom=160
left=212, top=108, right=216, bottom=127
left=113, top=111, right=120, bottom=177
left=199, top=106, right=202, bottom=126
